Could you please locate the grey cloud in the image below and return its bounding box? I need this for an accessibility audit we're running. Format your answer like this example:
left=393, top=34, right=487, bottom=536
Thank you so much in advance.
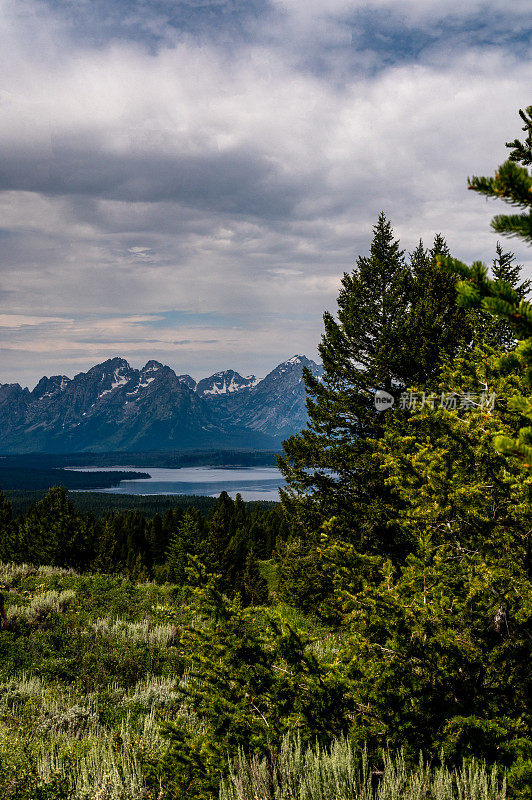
left=0, top=143, right=305, bottom=219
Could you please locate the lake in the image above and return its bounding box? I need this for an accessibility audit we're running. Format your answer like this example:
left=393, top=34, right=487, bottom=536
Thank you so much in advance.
left=66, top=466, right=285, bottom=501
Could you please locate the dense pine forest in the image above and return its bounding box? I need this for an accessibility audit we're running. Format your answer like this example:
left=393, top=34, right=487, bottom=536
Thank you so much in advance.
left=2, top=107, right=532, bottom=798
left=0, top=487, right=282, bottom=593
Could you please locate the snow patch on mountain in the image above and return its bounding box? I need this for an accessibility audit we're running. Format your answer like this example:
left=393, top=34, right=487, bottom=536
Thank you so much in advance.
left=274, top=355, right=308, bottom=374
left=98, top=369, right=130, bottom=398
left=136, top=376, right=156, bottom=390
left=202, top=374, right=256, bottom=395
left=142, top=360, right=164, bottom=374
left=196, top=370, right=257, bottom=398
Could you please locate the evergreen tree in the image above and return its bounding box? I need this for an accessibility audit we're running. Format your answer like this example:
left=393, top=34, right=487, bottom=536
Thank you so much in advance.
left=437, top=104, right=532, bottom=462
left=400, top=235, right=472, bottom=385
left=470, top=242, right=531, bottom=350
left=276, top=535, right=332, bottom=613
left=129, top=551, right=149, bottom=582
left=233, top=493, right=248, bottom=529
left=241, top=549, right=268, bottom=606
left=18, top=486, right=92, bottom=568
left=92, top=517, right=122, bottom=574
left=121, top=510, right=149, bottom=577
left=468, top=105, right=532, bottom=244
left=203, top=491, right=236, bottom=587
left=278, top=216, right=475, bottom=613
left=160, top=560, right=353, bottom=798
left=441, top=251, right=532, bottom=463
left=329, top=348, right=532, bottom=792
left=224, top=524, right=251, bottom=593
left=279, top=213, right=410, bottom=548
left=162, top=507, right=184, bottom=545
left=491, top=240, right=530, bottom=293
left=166, top=511, right=199, bottom=584
left=0, top=491, right=15, bottom=562
left=147, top=512, right=165, bottom=566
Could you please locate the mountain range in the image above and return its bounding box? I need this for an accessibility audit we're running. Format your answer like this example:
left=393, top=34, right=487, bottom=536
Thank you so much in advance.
left=0, top=355, right=323, bottom=453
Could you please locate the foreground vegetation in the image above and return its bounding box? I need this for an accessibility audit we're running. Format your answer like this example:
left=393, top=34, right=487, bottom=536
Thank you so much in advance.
left=0, top=562, right=507, bottom=799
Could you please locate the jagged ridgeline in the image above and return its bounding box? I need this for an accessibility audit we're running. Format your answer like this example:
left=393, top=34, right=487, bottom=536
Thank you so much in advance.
left=0, top=355, right=322, bottom=453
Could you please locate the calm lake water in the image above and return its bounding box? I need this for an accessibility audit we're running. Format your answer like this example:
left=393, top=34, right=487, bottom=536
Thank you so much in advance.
left=66, top=466, right=285, bottom=501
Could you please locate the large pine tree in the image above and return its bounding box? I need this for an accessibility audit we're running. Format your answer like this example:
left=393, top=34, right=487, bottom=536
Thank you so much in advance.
left=279, top=213, right=409, bottom=546
left=332, top=345, right=532, bottom=786
left=277, top=215, right=483, bottom=613
left=279, top=215, right=473, bottom=553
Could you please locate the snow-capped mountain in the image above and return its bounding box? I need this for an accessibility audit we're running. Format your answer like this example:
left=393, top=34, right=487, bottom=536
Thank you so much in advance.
left=0, top=355, right=322, bottom=453
left=205, top=355, right=323, bottom=439
left=196, top=370, right=258, bottom=397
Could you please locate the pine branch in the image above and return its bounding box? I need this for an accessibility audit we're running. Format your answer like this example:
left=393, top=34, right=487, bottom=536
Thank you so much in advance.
left=491, top=212, right=532, bottom=244
left=506, top=105, right=532, bottom=166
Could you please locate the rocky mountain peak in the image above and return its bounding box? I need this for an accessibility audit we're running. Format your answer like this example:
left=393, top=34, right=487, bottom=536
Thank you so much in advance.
left=177, top=374, right=197, bottom=391
left=86, top=357, right=130, bottom=375
left=0, top=354, right=323, bottom=453
left=196, top=369, right=258, bottom=398
left=262, top=354, right=322, bottom=383
left=31, top=374, right=71, bottom=400
left=141, top=360, right=164, bottom=374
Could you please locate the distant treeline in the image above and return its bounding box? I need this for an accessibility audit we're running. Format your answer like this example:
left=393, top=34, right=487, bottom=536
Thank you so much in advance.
left=3, top=490, right=228, bottom=518
left=0, top=466, right=149, bottom=491
left=0, top=448, right=281, bottom=470
left=0, top=486, right=286, bottom=603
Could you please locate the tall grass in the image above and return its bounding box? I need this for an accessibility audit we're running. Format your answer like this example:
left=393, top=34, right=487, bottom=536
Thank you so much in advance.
left=91, top=617, right=179, bottom=647
left=0, top=562, right=78, bottom=586
left=0, top=563, right=509, bottom=800
left=36, top=712, right=165, bottom=799
left=7, top=588, right=76, bottom=625
left=219, top=734, right=506, bottom=800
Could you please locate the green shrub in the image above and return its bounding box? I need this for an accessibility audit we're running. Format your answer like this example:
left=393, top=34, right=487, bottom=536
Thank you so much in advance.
left=0, top=731, right=71, bottom=800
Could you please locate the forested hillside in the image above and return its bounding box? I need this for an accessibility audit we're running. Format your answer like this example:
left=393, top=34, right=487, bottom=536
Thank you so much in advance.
left=2, top=106, right=532, bottom=799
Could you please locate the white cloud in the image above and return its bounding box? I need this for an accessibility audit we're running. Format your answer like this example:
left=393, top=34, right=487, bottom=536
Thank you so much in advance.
left=0, top=0, right=531, bottom=387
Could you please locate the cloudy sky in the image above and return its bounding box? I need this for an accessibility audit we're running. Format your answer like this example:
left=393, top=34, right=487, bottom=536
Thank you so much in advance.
left=1, top=0, right=531, bottom=388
